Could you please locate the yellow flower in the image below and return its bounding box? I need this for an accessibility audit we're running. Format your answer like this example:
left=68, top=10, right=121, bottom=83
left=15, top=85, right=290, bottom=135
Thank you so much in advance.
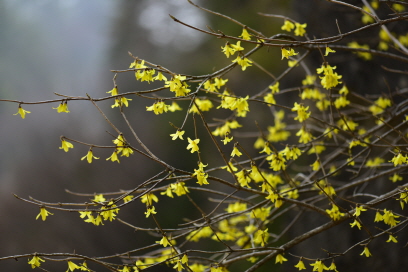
left=114, top=134, right=127, bottom=154
left=189, top=98, right=213, bottom=113
left=107, top=86, right=118, bottom=96
left=393, top=3, right=405, bottom=12
left=231, top=146, right=242, bottom=157
left=275, top=253, right=287, bottom=264
left=390, top=153, right=407, bottom=166
left=281, top=47, right=299, bottom=59
left=386, top=234, right=398, bottom=243
left=280, top=146, right=302, bottom=160
left=145, top=206, right=157, bottom=218
left=239, top=28, right=252, bottom=40
left=111, top=98, right=121, bottom=108
left=348, top=41, right=372, bottom=60
left=213, top=77, right=228, bottom=89
left=350, top=219, right=362, bottom=230
left=67, top=261, right=81, bottom=271
left=93, top=194, right=106, bottom=203
left=327, top=261, right=337, bottom=271
left=369, top=97, right=392, bottom=115
left=281, top=20, right=295, bottom=32
left=353, top=205, right=367, bottom=217
left=222, top=135, right=233, bottom=145
left=231, top=41, right=244, bottom=52
left=296, top=127, right=313, bottom=143
left=317, top=64, right=342, bottom=89
left=294, top=259, right=306, bottom=270
left=221, top=161, right=238, bottom=173
left=236, top=169, right=251, bottom=188
left=36, top=207, right=53, bottom=221
left=221, top=42, right=236, bottom=58
left=173, top=260, right=183, bottom=272
left=189, top=263, right=207, bottom=272
left=81, top=150, right=99, bottom=163
left=362, top=6, right=375, bottom=24
left=111, top=97, right=132, bottom=108
left=365, top=157, right=384, bottom=167
left=192, top=162, right=209, bottom=186
left=310, top=260, right=328, bottom=272
left=141, top=193, right=159, bottom=205
left=53, top=102, right=70, bottom=113
left=156, top=236, right=172, bottom=247
left=360, top=247, right=372, bottom=257
left=28, top=256, right=45, bottom=269
left=226, top=202, right=247, bottom=213
left=99, top=201, right=119, bottom=222
left=326, top=205, right=345, bottom=221
left=264, top=93, right=276, bottom=105
left=146, top=101, right=169, bottom=114
left=120, top=147, right=134, bottom=157
left=170, top=130, right=185, bottom=140
left=269, top=82, right=280, bottom=93
left=337, top=117, right=358, bottom=131
left=334, top=96, right=350, bottom=109
left=14, top=106, right=31, bottom=119
left=232, top=56, right=253, bottom=71
left=324, top=46, right=336, bottom=56
left=389, top=173, right=403, bottom=183
left=382, top=209, right=400, bottom=227
left=170, top=182, right=189, bottom=196
left=288, top=60, right=298, bottom=67
left=302, top=75, right=316, bottom=85
left=153, top=72, right=167, bottom=81
left=165, top=75, right=191, bottom=97
left=187, top=137, right=200, bottom=153
left=59, top=139, right=74, bottom=152
left=119, top=266, right=132, bottom=272
left=311, top=160, right=320, bottom=171
left=294, top=23, right=307, bottom=36
left=267, top=153, right=286, bottom=171
left=168, top=101, right=182, bottom=112
left=120, top=97, right=132, bottom=107
left=106, top=150, right=120, bottom=163
left=253, top=228, right=269, bottom=246
left=292, top=102, right=311, bottom=122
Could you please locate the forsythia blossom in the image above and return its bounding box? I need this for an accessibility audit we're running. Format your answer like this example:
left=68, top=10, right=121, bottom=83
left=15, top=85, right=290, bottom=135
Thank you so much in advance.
left=317, top=64, right=342, bottom=89
left=60, top=139, right=74, bottom=152
left=193, top=162, right=209, bottom=185
left=28, top=256, right=45, bottom=269
left=53, top=101, right=70, bottom=113
left=239, top=28, right=252, bottom=40
left=81, top=150, right=99, bottom=163
left=324, top=46, right=336, bottom=56
left=281, top=48, right=298, bottom=59
left=187, top=138, right=200, bottom=153
left=232, top=56, right=253, bottom=71
left=146, top=101, right=169, bottom=114
left=294, top=22, right=307, bottom=36
left=36, top=207, right=53, bottom=221
left=281, top=20, right=295, bottom=32
left=170, top=130, right=185, bottom=140
left=106, top=150, right=120, bottom=163
left=291, top=102, right=311, bottom=122
left=221, top=42, right=236, bottom=58
left=14, top=106, right=31, bottom=119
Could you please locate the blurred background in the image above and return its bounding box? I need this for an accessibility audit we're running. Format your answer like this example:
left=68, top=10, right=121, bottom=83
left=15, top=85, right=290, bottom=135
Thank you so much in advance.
left=1, top=0, right=407, bottom=271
